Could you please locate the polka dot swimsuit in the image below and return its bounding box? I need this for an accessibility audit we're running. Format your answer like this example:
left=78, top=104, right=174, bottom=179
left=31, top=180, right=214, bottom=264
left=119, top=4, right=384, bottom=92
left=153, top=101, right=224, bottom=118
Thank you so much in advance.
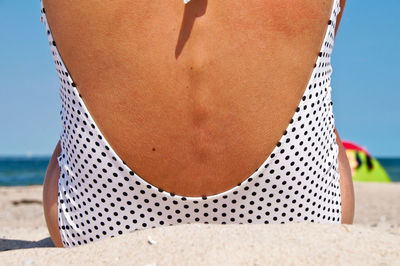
left=41, top=0, right=342, bottom=247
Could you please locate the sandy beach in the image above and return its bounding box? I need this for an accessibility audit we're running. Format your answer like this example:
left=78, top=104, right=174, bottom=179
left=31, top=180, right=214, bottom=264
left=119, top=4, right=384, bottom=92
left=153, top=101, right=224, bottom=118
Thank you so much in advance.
left=1, top=183, right=399, bottom=265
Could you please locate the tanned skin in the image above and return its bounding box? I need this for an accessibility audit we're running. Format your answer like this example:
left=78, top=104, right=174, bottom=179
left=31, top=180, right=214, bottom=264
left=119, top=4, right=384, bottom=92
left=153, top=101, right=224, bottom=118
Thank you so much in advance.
left=43, top=0, right=353, bottom=247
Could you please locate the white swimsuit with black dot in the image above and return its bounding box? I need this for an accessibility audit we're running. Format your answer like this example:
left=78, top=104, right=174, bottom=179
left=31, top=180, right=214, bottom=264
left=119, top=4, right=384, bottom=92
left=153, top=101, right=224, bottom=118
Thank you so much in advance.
left=41, top=0, right=342, bottom=247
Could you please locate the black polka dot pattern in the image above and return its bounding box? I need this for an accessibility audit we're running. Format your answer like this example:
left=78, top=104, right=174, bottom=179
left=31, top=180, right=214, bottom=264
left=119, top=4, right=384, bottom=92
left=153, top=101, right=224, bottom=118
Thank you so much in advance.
left=40, top=0, right=342, bottom=248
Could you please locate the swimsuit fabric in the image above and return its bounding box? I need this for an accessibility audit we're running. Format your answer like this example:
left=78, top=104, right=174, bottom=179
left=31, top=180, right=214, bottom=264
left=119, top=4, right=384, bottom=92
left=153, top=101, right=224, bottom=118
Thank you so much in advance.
left=40, top=0, right=342, bottom=247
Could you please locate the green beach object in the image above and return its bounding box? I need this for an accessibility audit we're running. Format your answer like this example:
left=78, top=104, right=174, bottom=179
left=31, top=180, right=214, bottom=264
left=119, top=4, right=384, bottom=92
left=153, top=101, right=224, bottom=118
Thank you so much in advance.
left=343, top=140, right=391, bottom=182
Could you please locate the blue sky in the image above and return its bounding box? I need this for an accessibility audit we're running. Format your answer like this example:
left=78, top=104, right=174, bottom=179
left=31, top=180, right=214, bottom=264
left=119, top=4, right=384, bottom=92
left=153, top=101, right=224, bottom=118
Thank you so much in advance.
left=0, top=0, right=399, bottom=157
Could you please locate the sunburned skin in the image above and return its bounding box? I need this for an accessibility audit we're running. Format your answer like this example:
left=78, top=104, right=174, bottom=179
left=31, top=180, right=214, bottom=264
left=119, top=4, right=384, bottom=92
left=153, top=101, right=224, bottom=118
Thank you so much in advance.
left=42, top=0, right=352, bottom=247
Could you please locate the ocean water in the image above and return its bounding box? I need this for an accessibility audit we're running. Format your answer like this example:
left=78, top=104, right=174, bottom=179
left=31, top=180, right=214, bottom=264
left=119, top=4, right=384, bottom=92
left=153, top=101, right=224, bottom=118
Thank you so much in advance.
left=379, top=158, right=400, bottom=182
left=0, top=157, right=50, bottom=186
left=0, top=156, right=399, bottom=186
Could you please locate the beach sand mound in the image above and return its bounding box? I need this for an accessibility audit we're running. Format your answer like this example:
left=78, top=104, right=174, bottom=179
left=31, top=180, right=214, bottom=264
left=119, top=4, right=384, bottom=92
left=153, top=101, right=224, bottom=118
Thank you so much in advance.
left=0, top=183, right=399, bottom=265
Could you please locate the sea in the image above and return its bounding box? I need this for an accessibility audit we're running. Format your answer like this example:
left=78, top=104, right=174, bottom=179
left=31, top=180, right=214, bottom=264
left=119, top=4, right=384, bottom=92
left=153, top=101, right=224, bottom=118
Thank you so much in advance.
left=0, top=156, right=399, bottom=186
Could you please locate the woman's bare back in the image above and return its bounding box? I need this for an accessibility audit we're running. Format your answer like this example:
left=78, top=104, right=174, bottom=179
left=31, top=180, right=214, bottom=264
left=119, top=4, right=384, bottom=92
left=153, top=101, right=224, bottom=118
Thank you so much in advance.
left=42, top=0, right=354, bottom=247
left=43, top=0, right=344, bottom=196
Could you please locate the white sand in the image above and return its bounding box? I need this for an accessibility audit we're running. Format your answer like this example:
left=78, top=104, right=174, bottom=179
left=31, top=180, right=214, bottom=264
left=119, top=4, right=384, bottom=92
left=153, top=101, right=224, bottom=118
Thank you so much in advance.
left=0, top=183, right=399, bottom=265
